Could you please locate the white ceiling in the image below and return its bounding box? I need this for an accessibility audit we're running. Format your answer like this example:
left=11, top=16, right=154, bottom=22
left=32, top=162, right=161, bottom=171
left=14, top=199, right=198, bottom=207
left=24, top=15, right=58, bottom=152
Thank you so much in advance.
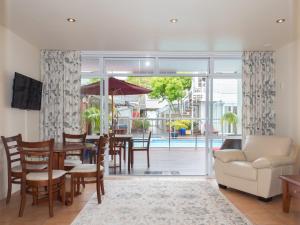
left=1, top=0, right=296, bottom=51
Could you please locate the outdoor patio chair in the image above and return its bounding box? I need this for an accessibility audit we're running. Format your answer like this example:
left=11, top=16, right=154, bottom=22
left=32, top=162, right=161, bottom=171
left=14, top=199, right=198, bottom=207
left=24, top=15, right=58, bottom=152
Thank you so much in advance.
left=131, top=132, right=152, bottom=168
left=109, top=133, right=122, bottom=174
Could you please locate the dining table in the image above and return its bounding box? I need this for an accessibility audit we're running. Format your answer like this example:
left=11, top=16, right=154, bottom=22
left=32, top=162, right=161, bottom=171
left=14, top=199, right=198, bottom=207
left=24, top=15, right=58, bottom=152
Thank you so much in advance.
left=86, top=134, right=133, bottom=173
left=53, top=142, right=96, bottom=170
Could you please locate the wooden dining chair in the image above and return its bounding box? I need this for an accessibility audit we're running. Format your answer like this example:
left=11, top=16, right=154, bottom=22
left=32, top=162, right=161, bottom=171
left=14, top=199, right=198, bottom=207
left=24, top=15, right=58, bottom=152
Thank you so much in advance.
left=69, top=135, right=108, bottom=204
left=63, top=132, right=86, bottom=170
left=113, top=129, right=127, bottom=162
left=109, top=133, right=122, bottom=174
left=131, top=132, right=152, bottom=168
left=1, top=134, right=48, bottom=204
left=18, top=139, right=67, bottom=217
left=1, top=134, right=23, bottom=204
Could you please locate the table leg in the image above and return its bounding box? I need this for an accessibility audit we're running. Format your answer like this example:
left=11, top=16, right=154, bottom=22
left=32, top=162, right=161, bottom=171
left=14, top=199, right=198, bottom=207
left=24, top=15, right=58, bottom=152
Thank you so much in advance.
left=123, top=140, right=126, bottom=161
left=282, top=180, right=291, bottom=213
left=128, top=140, right=132, bottom=174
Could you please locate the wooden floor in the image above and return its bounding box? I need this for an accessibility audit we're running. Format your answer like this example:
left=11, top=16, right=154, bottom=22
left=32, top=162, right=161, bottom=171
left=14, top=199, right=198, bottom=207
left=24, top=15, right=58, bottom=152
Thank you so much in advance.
left=117, top=148, right=206, bottom=175
left=0, top=177, right=299, bottom=225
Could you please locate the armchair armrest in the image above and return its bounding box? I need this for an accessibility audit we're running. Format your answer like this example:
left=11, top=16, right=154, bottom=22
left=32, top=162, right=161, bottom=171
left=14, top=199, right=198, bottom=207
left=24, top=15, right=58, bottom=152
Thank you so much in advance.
left=213, top=149, right=246, bottom=163
left=252, top=156, right=296, bottom=169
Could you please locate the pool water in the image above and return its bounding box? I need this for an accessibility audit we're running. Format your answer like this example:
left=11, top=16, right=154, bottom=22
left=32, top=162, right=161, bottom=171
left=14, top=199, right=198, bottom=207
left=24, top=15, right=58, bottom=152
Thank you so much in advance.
left=135, top=138, right=223, bottom=148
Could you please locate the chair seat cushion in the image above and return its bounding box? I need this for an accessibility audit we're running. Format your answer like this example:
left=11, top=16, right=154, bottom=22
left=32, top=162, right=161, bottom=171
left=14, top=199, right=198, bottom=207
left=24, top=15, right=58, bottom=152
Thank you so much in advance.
left=69, top=164, right=104, bottom=173
left=224, top=161, right=257, bottom=181
left=26, top=170, right=67, bottom=181
left=64, top=159, right=83, bottom=167
left=11, top=164, right=47, bottom=173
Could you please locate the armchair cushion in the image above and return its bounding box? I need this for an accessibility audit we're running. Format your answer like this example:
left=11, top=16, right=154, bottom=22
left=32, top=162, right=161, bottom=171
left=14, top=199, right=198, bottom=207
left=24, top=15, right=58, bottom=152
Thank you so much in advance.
left=214, top=149, right=246, bottom=163
left=252, top=155, right=296, bottom=169
left=224, top=161, right=257, bottom=181
left=243, top=136, right=292, bottom=162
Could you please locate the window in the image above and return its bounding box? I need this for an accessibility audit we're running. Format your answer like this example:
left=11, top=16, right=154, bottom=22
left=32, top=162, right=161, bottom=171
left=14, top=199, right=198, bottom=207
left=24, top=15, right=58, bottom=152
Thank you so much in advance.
left=159, top=58, right=209, bottom=75
left=213, top=59, right=242, bottom=74
left=104, top=58, right=155, bottom=75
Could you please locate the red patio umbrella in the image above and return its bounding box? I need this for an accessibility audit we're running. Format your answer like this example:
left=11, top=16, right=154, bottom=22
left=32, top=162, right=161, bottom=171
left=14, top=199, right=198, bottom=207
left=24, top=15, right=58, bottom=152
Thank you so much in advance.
left=81, top=77, right=152, bottom=96
left=81, top=77, right=152, bottom=130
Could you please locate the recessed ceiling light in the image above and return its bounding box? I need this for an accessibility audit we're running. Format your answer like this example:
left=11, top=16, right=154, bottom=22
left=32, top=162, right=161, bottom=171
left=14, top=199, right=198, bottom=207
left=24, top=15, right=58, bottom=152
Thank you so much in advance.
left=276, top=18, right=285, bottom=24
left=67, top=18, right=77, bottom=22
left=170, top=18, right=178, bottom=23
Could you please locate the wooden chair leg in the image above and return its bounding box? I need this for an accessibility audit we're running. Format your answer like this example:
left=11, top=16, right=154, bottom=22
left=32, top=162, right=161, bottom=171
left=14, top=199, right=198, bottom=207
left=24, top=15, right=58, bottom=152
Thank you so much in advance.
left=100, top=177, right=105, bottom=195
left=60, top=177, right=66, bottom=205
left=18, top=182, right=26, bottom=217
left=70, top=175, right=74, bottom=205
left=6, top=176, right=12, bottom=204
left=32, top=186, right=38, bottom=205
left=123, top=141, right=126, bottom=161
left=48, top=183, right=54, bottom=217
left=114, top=156, right=117, bottom=175
left=76, top=178, right=80, bottom=194
left=131, top=151, right=134, bottom=168
left=147, top=150, right=150, bottom=168
left=96, top=177, right=101, bottom=204
left=119, top=153, right=122, bottom=173
left=81, top=177, right=85, bottom=188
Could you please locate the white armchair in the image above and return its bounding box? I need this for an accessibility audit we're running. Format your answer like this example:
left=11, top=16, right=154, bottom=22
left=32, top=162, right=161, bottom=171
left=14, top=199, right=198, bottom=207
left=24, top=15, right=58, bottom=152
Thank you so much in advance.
left=214, top=135, right=299, bottom=201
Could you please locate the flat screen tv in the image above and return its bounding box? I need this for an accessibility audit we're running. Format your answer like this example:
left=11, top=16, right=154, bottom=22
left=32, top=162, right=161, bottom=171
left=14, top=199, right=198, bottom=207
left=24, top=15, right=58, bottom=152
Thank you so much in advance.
left=11, top=72, right=42, bottom=110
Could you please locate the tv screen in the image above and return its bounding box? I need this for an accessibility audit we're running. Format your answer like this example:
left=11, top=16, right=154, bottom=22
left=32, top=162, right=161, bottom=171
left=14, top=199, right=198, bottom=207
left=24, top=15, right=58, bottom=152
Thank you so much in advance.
left=11, top=72, right=42, bottom=110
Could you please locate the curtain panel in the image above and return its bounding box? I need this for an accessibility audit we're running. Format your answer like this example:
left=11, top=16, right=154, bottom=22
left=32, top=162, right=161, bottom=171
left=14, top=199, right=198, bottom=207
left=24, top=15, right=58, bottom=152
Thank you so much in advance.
left=242, top=51, right=275, bottom=137
left=40, top=50, right=81, bottom=142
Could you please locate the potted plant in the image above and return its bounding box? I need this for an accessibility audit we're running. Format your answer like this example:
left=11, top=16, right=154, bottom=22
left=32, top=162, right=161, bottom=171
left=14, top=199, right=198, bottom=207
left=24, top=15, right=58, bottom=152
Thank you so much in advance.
left=170, top=120, right=189, bottom=136
left=221, top=112, right=238, bottom=135
left=83, top=107, right=101, bottom=134
left=132, top=119, right=150, bottom=132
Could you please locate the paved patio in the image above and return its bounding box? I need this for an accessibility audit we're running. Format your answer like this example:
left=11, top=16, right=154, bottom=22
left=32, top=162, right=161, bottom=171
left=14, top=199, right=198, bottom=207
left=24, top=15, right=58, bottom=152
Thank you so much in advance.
left=110, top=147, right=207, bottom=176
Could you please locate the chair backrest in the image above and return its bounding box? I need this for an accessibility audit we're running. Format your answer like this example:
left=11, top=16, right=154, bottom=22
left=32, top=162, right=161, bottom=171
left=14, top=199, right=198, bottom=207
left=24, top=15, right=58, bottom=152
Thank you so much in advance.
left=63, top=132, right=86, bottom=160
left=18, top=139, right=54, bottom=181
left=63, top=132, right=86, bottom=144
left=1, top=134, right=22, bottom=171
left=113, top=128, right=126, bottom=134
left=96, top=135, right=108, bottom=172
left=243, top=135, right=292, bottom=162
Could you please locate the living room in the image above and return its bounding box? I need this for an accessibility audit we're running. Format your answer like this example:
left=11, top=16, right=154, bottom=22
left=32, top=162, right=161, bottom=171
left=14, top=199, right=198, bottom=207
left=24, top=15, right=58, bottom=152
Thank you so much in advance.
left=0, top=0, right=300, bottom=225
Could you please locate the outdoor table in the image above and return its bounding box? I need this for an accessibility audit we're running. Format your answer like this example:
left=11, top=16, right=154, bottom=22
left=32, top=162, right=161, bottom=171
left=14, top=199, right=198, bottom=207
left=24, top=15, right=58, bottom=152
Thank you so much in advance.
left=86, top=134, right=133, bottom=173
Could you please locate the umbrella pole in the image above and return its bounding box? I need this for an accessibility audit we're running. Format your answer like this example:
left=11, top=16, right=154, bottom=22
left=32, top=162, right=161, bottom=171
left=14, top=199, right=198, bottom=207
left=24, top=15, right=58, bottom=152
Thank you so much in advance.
left=111, top=94, right=114, bottom=132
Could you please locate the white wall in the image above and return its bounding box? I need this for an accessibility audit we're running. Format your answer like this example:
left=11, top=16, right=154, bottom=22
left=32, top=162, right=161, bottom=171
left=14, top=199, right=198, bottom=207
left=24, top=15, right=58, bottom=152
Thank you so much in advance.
left=275, top=1, right=300, bottom=144
left=275, top=42, right=297, bottom=140
left=259, top=1, right=300, bottom=173
left=0, top=24, right=40, bottom=199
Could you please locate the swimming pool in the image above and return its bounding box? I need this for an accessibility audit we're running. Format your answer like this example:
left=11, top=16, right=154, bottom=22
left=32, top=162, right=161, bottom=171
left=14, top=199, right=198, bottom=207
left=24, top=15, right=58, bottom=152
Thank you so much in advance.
left=135, top=138, right=223, bottom=148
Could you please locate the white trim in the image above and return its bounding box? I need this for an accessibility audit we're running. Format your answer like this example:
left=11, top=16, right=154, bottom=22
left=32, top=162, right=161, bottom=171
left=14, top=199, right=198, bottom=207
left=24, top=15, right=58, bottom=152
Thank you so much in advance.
left=81, top=51, right=242, bottom=58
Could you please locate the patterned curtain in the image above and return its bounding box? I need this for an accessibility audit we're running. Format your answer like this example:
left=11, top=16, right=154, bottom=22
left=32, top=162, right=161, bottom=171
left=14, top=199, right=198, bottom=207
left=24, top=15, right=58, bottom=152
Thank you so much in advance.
left=40, top=50, right=81, bottom=142
left=242, top=51, right=276, bottom=137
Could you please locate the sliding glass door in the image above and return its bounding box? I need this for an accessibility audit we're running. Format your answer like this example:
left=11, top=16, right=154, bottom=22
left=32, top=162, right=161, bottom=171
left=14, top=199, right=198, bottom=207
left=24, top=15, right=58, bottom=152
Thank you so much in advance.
left=81, top=53, right=242, bottom=175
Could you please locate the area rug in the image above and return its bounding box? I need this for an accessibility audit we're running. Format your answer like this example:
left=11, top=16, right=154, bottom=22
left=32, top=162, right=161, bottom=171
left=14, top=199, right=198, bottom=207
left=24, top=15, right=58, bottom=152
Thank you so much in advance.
left=71, top=177, right=252, bottom=225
